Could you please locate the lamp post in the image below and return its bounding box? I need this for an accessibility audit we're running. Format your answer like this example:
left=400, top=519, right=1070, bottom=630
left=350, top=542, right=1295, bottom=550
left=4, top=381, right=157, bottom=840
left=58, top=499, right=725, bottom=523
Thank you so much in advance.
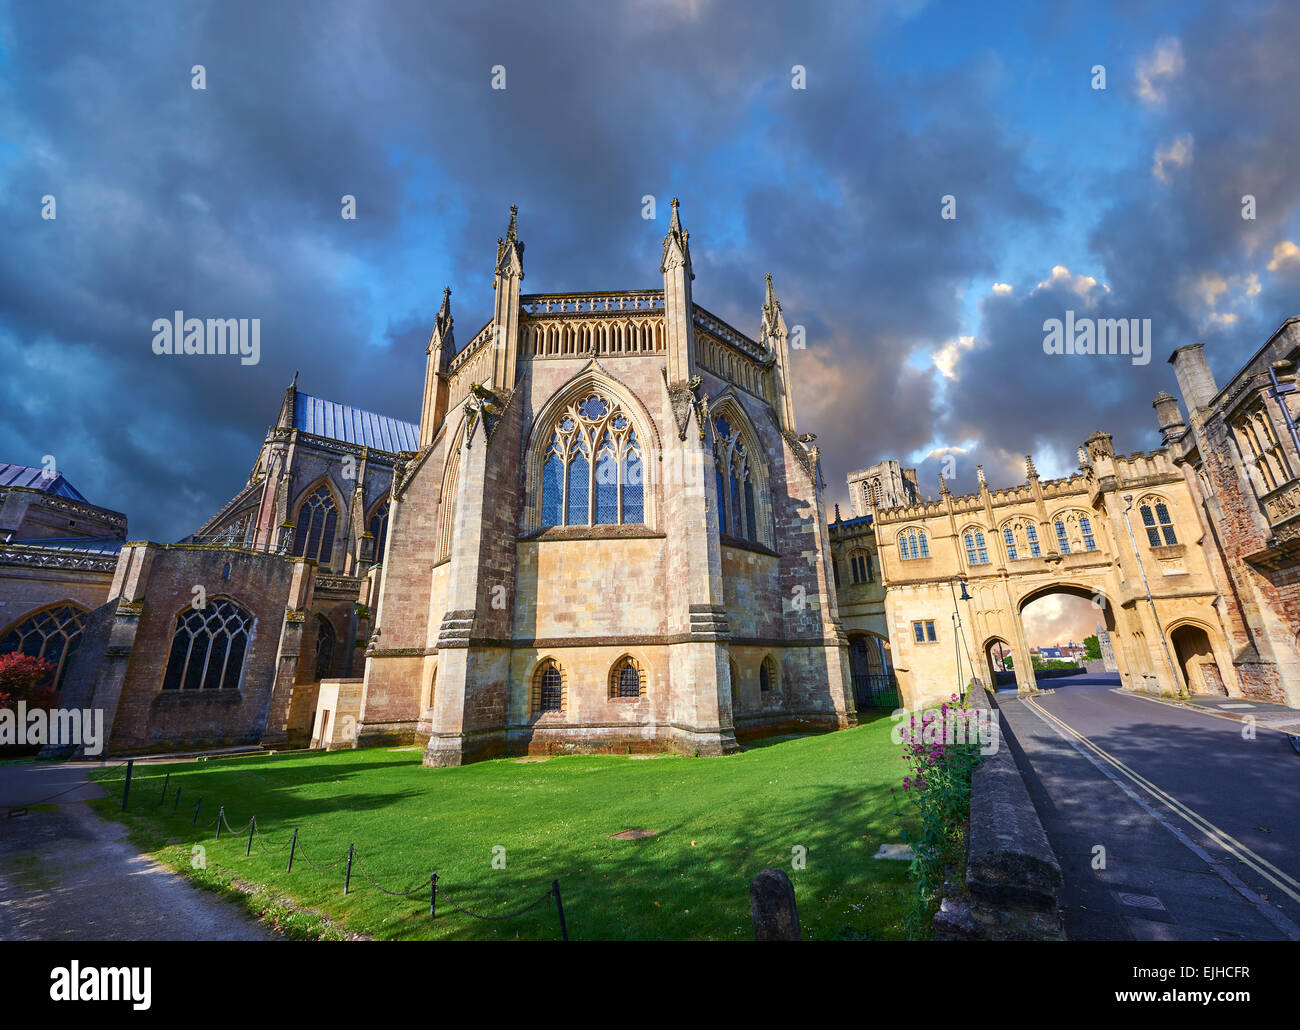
left=947, top=576, right=979, bottom=699
left=1121, top=494, right=1184, bottom=697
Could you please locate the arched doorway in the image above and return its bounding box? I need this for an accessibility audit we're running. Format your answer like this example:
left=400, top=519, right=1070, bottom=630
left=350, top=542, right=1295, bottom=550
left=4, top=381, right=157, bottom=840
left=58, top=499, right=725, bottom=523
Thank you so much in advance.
left=1169, top=623, right=1226, bottom=697
left=984, top=636, right=1015, bottom=690
left=848, top=633, right=897, bottom=708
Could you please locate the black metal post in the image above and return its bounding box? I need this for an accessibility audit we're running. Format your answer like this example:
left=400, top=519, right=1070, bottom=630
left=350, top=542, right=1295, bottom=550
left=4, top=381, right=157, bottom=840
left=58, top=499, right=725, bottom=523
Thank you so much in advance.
left=121, top=759, right=134, bottom=810
left=215, top=805, right=225, bottom=840
left=173, top=785, right=182, bottom=815
left=344, top=843, right=354, bottom=894
left=429, top=872, right=437, bottom=919
left=192, top=797, right=202, bottom=827
left=553, top=879, right=568, bottom=941
left=158, top=770, right=170, bottom=806
left=246, top=817, right=255, bottom=856
left=286, top=828, right=298, bottom=873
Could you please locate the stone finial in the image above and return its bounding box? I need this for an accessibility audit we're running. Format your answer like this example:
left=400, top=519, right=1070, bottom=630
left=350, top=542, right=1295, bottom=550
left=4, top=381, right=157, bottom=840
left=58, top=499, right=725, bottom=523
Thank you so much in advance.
left=1025, top=455, right=1038, bottom=481
left=976, top=465, right=987, bottom=489
left=834, top=503, right=841, bottom=523
left=1077, top=446, right=1090, bottom=468
left=939, top=473, right=951, bottom=495
left=750, top=868, right=801, bottom=941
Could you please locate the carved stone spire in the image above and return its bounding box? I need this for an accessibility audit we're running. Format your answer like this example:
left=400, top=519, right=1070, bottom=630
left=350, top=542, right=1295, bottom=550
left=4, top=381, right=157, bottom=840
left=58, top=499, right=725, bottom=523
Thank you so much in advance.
left=420, top=287, right=457, bottom=447
left=661, top=197, right=697, bottom=387
left=1077, top=446, right=1090, bottom=469
left=761, top=272, right=798, bottom=434
left=1025, top=454, right=1038, bottom=481
left=277, top=371, right=299, bottom=429
left=660, top=197, right=693, bottom=280
left=495, top=204, right=524, bottom=281
left=939, top=473, right=951, bottom=496
left=976, top=464, right=987, bottom=489
left=491, top=206, right=524, bottom=392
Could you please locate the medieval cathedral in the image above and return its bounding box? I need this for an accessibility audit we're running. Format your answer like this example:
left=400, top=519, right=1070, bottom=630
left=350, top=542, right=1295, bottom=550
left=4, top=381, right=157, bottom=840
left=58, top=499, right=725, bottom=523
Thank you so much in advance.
left=3, top=203, right=1298, bottom=760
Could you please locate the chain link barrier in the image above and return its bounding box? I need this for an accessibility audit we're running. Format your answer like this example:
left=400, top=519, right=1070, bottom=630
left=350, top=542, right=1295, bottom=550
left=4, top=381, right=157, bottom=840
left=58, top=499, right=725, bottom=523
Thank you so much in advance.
left=81, top=757, right=570, bottom=937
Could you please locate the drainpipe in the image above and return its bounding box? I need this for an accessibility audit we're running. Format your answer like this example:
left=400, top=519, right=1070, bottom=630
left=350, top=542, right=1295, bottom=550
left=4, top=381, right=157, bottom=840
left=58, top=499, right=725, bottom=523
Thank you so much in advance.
left=1122, top=493, right=1185, bottom=697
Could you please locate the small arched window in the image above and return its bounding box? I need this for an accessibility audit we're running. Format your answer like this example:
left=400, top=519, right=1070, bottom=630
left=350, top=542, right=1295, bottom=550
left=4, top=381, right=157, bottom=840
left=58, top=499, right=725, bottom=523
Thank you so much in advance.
left=964, top=531, right=989, bottom=565
left=532, top=659, right=565, bottom=714
left=1080, top=516, right=1097, bottom=552
left=161, top=599, right=253, bottom=692
left=292, top=485, right=339, bottom=568
left=899, top=528, right=929, bottom=560
left=538, top=393, right=644, bottom=528
left=1140, top=499, right=1177, bottom=546
left=759, top=655, right=778, bottom=693
left=314, top=615, right=336, bottom=681
left=0, top=603, right=88, bottom=691
left=609, top=656, right=646, bottom=699
left=1003, top=526, right=1018, bottom=561
left=1025, top=523, right=1041, bottom=557
left=1055, top=520, right=1071, bottom=555
left=368, top=497, right=391, bottom=566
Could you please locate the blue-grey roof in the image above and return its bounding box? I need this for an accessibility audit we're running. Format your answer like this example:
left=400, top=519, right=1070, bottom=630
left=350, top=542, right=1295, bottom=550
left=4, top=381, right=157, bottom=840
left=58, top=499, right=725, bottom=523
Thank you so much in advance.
left=294, top=393, right=419, bottom=453
left=13, top=536, right=125, bottom=555
left=0, top=462, right=88, bottom=501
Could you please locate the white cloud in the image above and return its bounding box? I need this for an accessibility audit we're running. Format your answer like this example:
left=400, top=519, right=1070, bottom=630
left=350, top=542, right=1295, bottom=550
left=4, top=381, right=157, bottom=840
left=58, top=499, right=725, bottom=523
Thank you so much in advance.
left=1153, top=133, right=1194, bottom=182
left=1136, top=37, right=1185, bottom=104
left=991, top=282, right=1012, bottom=295
left=1267, top=240, right=1300, bottom=271
left=1033, top=264, right=1108, bottom=301
left=934, top=335, right=975, bottom=380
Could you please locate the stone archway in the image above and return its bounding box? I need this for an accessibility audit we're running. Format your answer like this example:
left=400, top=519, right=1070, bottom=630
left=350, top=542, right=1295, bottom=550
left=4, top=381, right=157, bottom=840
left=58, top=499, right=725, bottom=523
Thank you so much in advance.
left=983, top=636, right=1015, bottom=690
left=1169, top=622, right=1227, bottom=697
left=1012, top=581, right=1128, bottom=694
left=847, top=632, right=896, bottom=708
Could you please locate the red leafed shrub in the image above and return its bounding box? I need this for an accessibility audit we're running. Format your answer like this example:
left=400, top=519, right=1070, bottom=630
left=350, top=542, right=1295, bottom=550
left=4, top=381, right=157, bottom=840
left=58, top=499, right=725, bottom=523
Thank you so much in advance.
left=0, top=652, right=58, bottom=711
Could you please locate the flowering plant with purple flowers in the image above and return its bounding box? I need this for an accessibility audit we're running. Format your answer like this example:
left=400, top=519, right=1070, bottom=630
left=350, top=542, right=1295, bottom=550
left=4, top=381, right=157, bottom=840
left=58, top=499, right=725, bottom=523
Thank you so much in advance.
left=895, top=692, right=982, bottom=937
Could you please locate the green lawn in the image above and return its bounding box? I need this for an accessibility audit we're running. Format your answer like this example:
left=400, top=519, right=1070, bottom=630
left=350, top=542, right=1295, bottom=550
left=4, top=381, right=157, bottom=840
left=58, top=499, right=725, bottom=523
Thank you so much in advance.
left=89, top=714, right=917, bottom=940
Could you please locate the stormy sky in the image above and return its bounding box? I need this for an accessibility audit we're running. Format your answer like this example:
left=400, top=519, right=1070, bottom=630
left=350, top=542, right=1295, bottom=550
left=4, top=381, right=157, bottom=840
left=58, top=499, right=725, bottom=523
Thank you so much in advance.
left=2, top=0, right=1299, bottom=541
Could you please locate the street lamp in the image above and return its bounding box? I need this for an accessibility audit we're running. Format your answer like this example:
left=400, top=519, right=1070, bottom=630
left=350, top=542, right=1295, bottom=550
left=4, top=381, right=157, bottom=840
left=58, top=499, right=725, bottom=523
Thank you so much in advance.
left=1121, top=493, right=1185, bottom=697
left=946, top=576, right=979, bottom=700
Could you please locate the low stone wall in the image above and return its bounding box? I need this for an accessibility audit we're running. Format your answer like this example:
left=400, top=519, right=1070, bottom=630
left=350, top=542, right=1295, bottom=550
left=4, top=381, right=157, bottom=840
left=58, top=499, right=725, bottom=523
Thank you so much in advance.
left=933, top=686, right=1064, bottom=940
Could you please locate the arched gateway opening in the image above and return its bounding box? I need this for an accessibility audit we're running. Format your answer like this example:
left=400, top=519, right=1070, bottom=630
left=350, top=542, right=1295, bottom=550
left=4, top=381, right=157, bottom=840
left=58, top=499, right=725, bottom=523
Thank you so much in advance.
left=984, top=636, right=1015, bottom=690
left=1170, top=623, right=1227, bottom=697
left=848, top=633, right=897, bottom=709
left=1015, top=582, right=1123, bottom=692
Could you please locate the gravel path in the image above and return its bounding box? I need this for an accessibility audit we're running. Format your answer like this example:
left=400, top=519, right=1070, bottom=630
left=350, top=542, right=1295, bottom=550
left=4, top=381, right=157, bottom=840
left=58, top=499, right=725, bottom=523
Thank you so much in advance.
left=0, top=762, right=277, bottom=941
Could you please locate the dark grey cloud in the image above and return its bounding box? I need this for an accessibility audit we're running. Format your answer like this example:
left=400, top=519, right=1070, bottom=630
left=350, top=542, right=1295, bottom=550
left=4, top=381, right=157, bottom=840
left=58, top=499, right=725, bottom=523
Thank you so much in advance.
left=2, top=1, right=1295, bottom=539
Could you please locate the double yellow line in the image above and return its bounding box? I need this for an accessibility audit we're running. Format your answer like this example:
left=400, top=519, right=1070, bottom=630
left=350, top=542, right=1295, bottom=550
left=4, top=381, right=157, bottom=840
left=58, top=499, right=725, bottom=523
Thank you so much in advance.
left=1023, top=693, right=1300, bottom=908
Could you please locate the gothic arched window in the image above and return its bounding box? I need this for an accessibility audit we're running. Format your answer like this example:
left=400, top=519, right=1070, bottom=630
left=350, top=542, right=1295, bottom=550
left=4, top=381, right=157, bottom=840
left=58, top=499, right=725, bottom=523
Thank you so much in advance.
left=1025, top=522, right=1041, bottom=557
left=711, top=414, right=766, bottom=546
left=964, top=530, right=989, bottom=565
left=368, top=496, right=390, bottom=566
left=1003, top=526, right=1018, bottom=561
left=161, top=599, right=253, bottom=692
left=1080, top=516, right=1097, bottom=551
left=609, top=655, right=646, bottom=699
left=850, top=549, right=872, bottom=584
left=538, top=393, right=644, bottom=528
left=1140, top=498, right=1177, bottom=546
left=532, top=658, right=565, bottom=714
left=0, top=603, right=88, bottom=691
left=898, top=528, right=929, bottom=560
left=292, top=485, right=339, bottom=568
left=1055, top=520, right=1072, bottom=555
left=314, top=615, right=336, bottom=681
left=759, top=655, right=778, bottom=693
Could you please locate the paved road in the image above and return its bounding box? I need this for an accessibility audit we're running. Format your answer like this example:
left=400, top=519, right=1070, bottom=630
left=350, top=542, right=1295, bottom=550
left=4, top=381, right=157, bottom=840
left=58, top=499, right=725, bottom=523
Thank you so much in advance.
left=996, top=675, right=1300, bottom=941
left=0, top=762, right=276, bottom=941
